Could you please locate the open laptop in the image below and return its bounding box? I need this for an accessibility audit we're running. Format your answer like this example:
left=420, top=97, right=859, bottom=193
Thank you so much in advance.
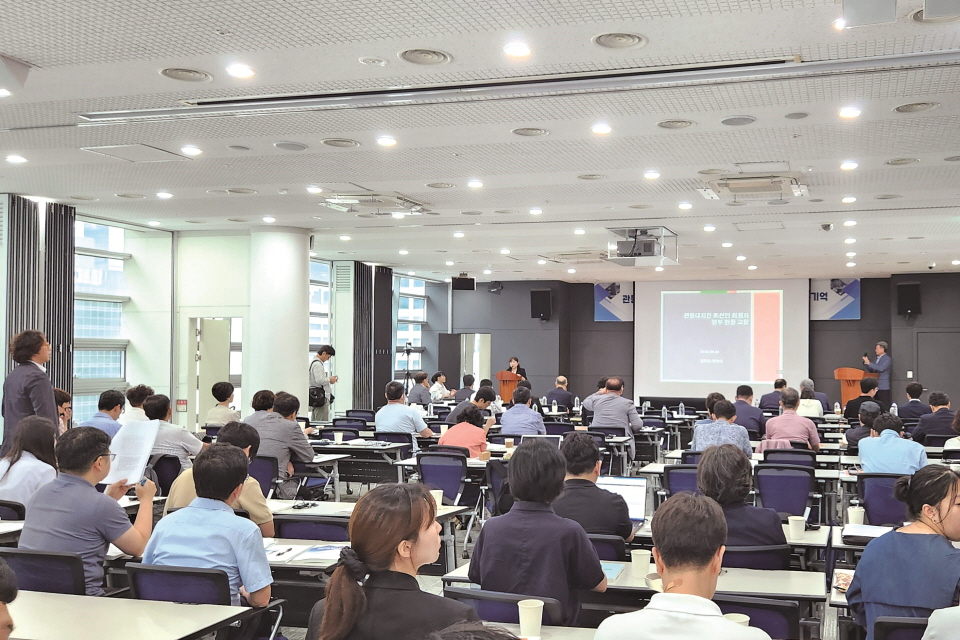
left=597, top=476, right=648, bottom=524
left=519, top=434, right=563, bottom=448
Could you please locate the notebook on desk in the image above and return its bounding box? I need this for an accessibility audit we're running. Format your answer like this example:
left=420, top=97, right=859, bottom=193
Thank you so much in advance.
left=597, top=476, right=648, bottom=523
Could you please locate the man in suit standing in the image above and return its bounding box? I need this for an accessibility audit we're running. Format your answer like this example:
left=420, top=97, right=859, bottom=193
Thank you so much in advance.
left=898, top=382, right=933, bottom=422
left=1, top=330, right=58, bottom=455
left=758, top=379, right=787, bottom=412
left=733, top=385, right=766, bottom=437
left=862, top=341, right=892, bottom=406
left=911, top=392, right=954, bottom=445
left=800, top=379, right=830, bottom=414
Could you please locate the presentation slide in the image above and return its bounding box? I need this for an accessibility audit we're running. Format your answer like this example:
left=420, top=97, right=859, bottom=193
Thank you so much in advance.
left=633, top=279, right=809, bottom=399
left=660, top=289, right=782, bottom=384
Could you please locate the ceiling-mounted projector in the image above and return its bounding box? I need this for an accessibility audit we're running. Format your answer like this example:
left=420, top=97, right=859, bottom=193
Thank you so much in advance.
left=604, top=227, right=679, bottom=267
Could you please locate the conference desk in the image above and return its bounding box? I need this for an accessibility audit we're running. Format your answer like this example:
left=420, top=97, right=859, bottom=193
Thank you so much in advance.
left=0, top=521, right=23, bottom=545
left=830, top=569, right=854, bottom=608
left=309, top=440, right=410, bottom=482
left=665, top=450, right=841, bottom=465
left=297, top=453, right=350, bottom=501
left=496, top=623, right=595, bottom=639
left=8, top=590, right=255, bottom=640
left=117, top=495, right=166, bottom=514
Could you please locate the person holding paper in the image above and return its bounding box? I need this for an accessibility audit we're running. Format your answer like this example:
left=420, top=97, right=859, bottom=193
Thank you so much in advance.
left=19, top=427, right=156, bottom=595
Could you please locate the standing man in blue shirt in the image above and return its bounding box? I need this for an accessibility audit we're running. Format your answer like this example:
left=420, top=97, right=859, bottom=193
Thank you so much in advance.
left=499, top=387, right=546, bottom=436
left=77, top=389, right=125, bottom=439
left=859, top=413, right=927, bottom=474
left=863, top=341, right=892, bottom=406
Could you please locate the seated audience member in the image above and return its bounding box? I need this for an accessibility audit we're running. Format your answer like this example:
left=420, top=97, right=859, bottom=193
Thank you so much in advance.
left=552, top=432, right=634, bottom=541
left=120, top=384, right=154, bottom=425
left=797, top=387, right=824, bottom=418
left=733, top=385, right=766, bottom=437
left=499, top=387, right=546, bottom=436
left=595, top=493, right=771, bottom=640
left=800, top=378, right=830, bottom=413
left=924, top=606, right=960, bottom=639
left=19, top=427, right=156, bottom=595
left=944, top=413, right=960, bottom=451
left=697, top=445, right=787, bottom=546
left=252, top=392, right=314, bottom=499
left=0, top=558, right=15, bottom=640
left=164, top=421, right=274, bottom=537
left=763, top=388, right=820, bottom=451
left=0, top=416, right=58, bottom=505
left=847, top=465, right=960, bottom=640
left=515, top=379, right=546, bottom=415
left=438, top=405, right=489, bottom=458
left=546, top=376, right=574, bottom=411
left=690, top=400, right=752, bottom=457
left=759, top=379, right=787, bottom=412
left=143, top=394, right=206, bottom=471
left=144, top=444, right=272, bottom=611
left=54, top=388, right=71, bottom=434
left=375, top=381, right=433, bottom=447
left=429, top=372, right=457, bottom=402
left=406, top=372, right=433, bottom=407
left=469, top=438, right=607, bottom=625
left=308, top=483, right=478, bottom=640
left=859, top=413, right=927, bottom=475
left=582, top=377, right=641, bottom=459
left=900, top=382, right=933, bottom=421
left=843, top=401, right=882, bottom=449
left=844, top=377, right=888, bottom=420
left=446, top=386, right=496, bottom=426
left=242, top=390, right=275, bottom=428
left=912, top=392, right=955, bottom=446
left=696, top=393, right=726, bottom=426
left=205, top=381, right=241, bottom=426
left=453, top=375, right=476, bottom=402
left=77, top=389, right=125, bottom=439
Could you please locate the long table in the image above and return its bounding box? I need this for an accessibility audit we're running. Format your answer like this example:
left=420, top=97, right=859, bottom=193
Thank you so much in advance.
left=309, top=440, right=410, bottom=482
left=0, top=521, right=23, bottom=545
left=297, top=453, right=350, bottom=501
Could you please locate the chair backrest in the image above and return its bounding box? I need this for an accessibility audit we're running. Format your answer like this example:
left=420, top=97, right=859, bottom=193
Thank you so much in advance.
left=543, top=421, right=569, bottom=436
left=642, top=418, right=665, bottom=429
left=588, top=534, right=627, bottom=561
left=374, top=431, right=414, bottom=457
left=485, top=459, right=512, bottom=516
left=249, top=456, right=280, bottom=498
left=924, top=434, right=953, bottom=447
left=746, top=428, right=761, bottom=441
left=943, top=449, right=960, bottom=461
left=433, top=406, right=452, bottom=419
left=127, top=562, right=232, bottom=605
left=296, top=416, right=311, bottom=430
left=275, top=516, right=350, bottom=541
left=576, top=431, right=608, bottom=449
left=487, top=434, right=509, bottom=445
left=430, top=444, right=471, bottom=457
left=713, top=594, right=801, bottom=640
left=0, top=548, right=85, bottom=594
left=203, top=425, right=221, bottom=438
left=663, top=464, right=700, bottom=496
left=857, top=473, right=907, bottom=526
left=151, top=454, right=183, bottom=496
left=763, top=449, right=818, bottom=467
left=873, top=616, right=929, bottom=640
left=443, top=587, right=563, bottom=625
left=345, top=409, right=376, bottom=422
left=0, top=500, right=25, bottom=520
left=823, top=525, right=838, bottom=591
left=680, top=451, right=702, bottom=465
left=722, top=545, right=792, bottom=570
left=417, top=452, right=467, bottom=505
left=753, top=464, right=815, bottom=517
left=322, top=427, right=362, bottom=440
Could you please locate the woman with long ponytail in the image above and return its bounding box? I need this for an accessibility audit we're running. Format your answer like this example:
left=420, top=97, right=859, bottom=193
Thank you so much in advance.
left=308, top=483, right=478, bottom=640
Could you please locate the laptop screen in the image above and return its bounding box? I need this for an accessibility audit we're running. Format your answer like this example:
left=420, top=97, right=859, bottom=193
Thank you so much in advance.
left=597, top=476, right=648, bottom=522
left=519, top=434, right=562, bottom=448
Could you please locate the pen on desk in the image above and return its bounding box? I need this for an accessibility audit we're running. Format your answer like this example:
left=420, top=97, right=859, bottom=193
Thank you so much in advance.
left=275, top=547, right=294, bottom=557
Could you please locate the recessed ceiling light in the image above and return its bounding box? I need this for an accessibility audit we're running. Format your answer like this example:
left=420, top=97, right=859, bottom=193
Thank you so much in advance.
left=529, top=208, right=542, bottom=215
left=574, top=228, right=585, bottom=235
left=643, top=170, right=660, bottom=179
left=593, top=32, right=647, bottom=49
left=736, top=255, right=747, bottom=261
left=309, top=251, right=317, bottom=257
left=399, top=249, right=409, bottom=255
left=591, top=123, right=612, bottom=135
left=846, top=262, right=856, bottom=267
left=445, top=260, right=455, bottom=266
left=467, top=179, right=483, bottom=188
left=147, top=220, right=161, bottom=227
left=721, top=242, right=733, bottom=248
left=703, top=224, right=716, bottom=232
left=844, top=238, right=857, bottom=244
left=839, top=106, right=861, bottom=118
left=180, top=145, right=202, bottom=156
left=840, top=161, right=859, bottom=170
left=842, top=197, right=857, bottom=204
left=262, top=216, right=276, bottom=223
left=895, top=102, right=940, bottom=113
left=6, top=155, right=26, bottom=163
left=376, top=135, right=397, bottom=147
left=537, top=259, right=547, bottom=265
left=678, top=202, right=693, bottom=210
left=833, top=18, right=847, bottom=30
left=339, top=235, right=351, bottom=241
left=748, top=265, right=758, bottom=270
left=0, top=89, right=10, bottom=98
left=306, top=186, right=323, bottom=194
left=483, top=269, right=492, bottom=275
left=359, top=57, right=388, bottom=66
left=226, top=63, right=255, bottom=78
left=844, top=219, right=858, bottom=226
left=655, top=266, right=664, bottom=272
left=721, top=115, right=756, bottom=126
left=512, top=127, right=549, bottom=137
left=658, top=119, right=694, bottom=129
left=503, top=42, right=532, bottom=57
left=500, top=248, right=510, bottom=255
left=953, top=260, right=960, bottom=266
left=567, top=268, right=576, bottom=274
left=156, top=192, right=173, bottom=199
left=453, top=231, right=465, bottom=238
left=391, top=212, right=406, bottom=219
left=846, top=252, right=857, bottom=257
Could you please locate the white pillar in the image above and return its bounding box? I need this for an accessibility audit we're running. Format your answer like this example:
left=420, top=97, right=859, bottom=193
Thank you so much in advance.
left=246, top=227, right=310, bottom=411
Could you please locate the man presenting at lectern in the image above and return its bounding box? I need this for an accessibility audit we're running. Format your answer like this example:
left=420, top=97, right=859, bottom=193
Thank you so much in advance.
left=862, top=342, right=892, bottom=406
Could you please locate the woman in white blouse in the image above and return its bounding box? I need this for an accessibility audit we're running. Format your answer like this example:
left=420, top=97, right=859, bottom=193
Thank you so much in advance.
left=0, top=416, right=57, bottom=506
left=429, top=371, right=456, bottom=402
left=797, top=387, right=824, bottom=419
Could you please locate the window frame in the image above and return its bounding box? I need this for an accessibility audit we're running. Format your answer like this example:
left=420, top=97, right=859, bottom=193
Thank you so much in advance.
left=309, top=259, right=333, bottom=353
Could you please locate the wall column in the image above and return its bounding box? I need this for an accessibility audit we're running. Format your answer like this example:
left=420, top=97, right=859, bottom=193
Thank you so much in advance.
left=246, top=228, right=310, bottom=410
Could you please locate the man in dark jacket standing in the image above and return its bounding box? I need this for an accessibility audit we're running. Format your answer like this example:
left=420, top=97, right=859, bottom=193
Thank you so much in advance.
left=1, top=330, right=58, bottom=454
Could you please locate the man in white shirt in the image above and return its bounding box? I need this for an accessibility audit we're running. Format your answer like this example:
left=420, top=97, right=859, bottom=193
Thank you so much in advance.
left=595, top=493, right=771, bottom=640
left=120, top=384, right=153, bottom=425
left=375, top=381, right=433, bottom=449
left=143, top=394, right=207, bottom=471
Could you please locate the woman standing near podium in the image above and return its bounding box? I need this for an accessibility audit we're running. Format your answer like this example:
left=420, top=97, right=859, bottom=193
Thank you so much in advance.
left=507, top=356, right=527, bottom=381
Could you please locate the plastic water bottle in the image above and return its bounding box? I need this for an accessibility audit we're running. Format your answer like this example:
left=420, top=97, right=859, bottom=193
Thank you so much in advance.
left=834, top=402, right=841, bottom=415
left=552, top=400, right=558, bottom=413
left=754, top=397, right=760, bottom=407
left=891, top=403, right=898, bottom=417
left=541, top=396, right=548, bottom=406
left=574, top=396, right=580, bottom=410
left=679, top=401, right=686, bottom=416
left=779, top=405, right=784, bottom=415
left=661, top=406, right=668, bottom=420
left=496, top=395, right=501, bottom=403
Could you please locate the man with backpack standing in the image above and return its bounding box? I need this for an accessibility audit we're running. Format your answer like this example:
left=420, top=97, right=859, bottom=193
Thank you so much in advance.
left=309, top=345, right=338, bottom=422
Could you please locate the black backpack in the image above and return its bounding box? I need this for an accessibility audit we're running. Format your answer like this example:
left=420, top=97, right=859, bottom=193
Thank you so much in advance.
left=308, top=361, right=327, bottom=408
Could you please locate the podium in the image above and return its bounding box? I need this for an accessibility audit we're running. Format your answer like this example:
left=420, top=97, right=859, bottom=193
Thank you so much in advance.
left=834, top=368, right=879, bottom=410
left=495, top=370, right=522, bottom=401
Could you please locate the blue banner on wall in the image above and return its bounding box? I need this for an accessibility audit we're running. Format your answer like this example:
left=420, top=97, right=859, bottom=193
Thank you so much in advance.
left=810, top=278, right=861, bottom=320
left=595, top=282, right=634, bottom=322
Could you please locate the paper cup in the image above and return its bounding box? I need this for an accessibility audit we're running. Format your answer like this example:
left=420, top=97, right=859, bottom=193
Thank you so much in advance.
left=848, top=506, right=865, bottom=525
left=430, top=489, right=444, bottom=507
left=644, top=572, right=663, bottom=592
left=517, top=599, right=543, bottom=638
left=788, top=515, right=806, bottom=540
left=505, top=438, right=514, bottom=448
left=723, top=613, right=750, bottom=627
left=440, top=424, right=449, bottom=435
left=333, top=431, right=343, bottom=443
left=631, top=549, right=651, bottom=577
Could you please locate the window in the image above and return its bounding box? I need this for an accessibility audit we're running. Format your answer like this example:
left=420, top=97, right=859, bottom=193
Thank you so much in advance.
left=74, top=300, right=122, bottom=338
left=395, top=277, right=427, bottom=373
left=309, top=259, right=333, bottom=354
left=74, top=350, right=124, bottom=379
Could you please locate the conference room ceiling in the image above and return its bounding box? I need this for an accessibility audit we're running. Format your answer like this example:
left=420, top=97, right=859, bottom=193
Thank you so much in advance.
left=2, top=0, right=960, bottom=283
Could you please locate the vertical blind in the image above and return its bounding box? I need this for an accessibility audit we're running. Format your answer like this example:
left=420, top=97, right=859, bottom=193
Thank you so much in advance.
left=351, top=262, right=373, bottom=409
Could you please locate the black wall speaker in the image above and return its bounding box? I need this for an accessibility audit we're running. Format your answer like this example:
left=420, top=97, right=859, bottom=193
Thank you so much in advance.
left=530, top=289, right=552, bottom=321
left=451, top=277, right=476, bottom=291
left=897, top=282, right=921, bottom=316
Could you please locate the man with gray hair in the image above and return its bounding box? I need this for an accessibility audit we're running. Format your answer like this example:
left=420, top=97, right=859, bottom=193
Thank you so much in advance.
left=862, top=341, right=892, bottom=406
left=546, top=376, right=574, bottom=411
left=799, top=378, right=830, bottom=414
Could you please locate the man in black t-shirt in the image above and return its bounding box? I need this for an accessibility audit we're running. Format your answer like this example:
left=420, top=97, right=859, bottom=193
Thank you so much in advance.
left=843, top=377, right=888, bottom=421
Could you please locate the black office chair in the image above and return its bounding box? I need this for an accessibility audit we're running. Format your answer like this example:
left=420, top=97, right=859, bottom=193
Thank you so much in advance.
left=680, top=451, right=702, bottom=465
left=722, top=545, right=792, bottom=570
left=587, top=534, right=627, bottom=561
left=713, top=595, right=801, bottom=640
left=443, top=587, right=563, bottom=625
left=923, top=434, right=953, bottom=448
left=274, top=515, right=349, bottom=541
left=345, top=409, right=376, bottom=422
left=0, top=548, right=85, bottom=594
left=763, top=449, right=818, bottom=467
left=0, top=500, right=25, bottom=520
left=873, top=616, right=928, bottom=640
